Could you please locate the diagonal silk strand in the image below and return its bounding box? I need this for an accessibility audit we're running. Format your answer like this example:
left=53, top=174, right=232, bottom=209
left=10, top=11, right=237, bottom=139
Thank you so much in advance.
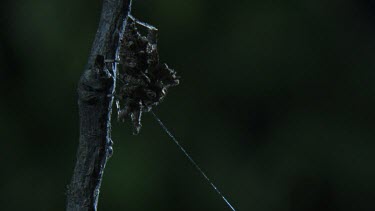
left=151, top=111, right=237, bottom=211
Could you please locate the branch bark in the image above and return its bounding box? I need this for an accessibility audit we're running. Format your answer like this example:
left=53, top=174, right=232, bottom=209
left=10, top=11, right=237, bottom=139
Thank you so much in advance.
left=66, top=1, right=132, bottom=210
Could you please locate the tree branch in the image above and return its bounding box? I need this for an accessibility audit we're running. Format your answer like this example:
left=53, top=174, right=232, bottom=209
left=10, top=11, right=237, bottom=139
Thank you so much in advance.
left=66, top=1, right=132, bottom=210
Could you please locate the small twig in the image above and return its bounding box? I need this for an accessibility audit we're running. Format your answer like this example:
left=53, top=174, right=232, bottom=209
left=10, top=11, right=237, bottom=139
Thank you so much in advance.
left=128, top=14, right=158, bottom=31
left=104, top=59, right=121, bottom=63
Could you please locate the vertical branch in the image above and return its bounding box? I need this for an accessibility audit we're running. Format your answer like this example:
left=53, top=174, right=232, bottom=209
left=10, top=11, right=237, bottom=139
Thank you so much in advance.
left=66, top=1, right=132, bottom=211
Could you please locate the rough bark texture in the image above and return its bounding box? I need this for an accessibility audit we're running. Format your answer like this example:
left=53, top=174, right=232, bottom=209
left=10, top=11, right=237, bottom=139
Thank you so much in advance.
left=66, top=1, right=132, bottom=210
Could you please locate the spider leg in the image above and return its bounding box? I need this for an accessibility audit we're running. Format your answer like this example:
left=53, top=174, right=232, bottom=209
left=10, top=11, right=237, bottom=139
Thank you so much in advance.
left=130, top=100, right=143, bottom=135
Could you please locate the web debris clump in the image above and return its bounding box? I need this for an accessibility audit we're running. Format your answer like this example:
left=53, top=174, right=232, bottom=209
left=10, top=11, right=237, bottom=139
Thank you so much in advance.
left=112, top=15, right=237, bottom=211
left=116, top=16, right=179, bottom=134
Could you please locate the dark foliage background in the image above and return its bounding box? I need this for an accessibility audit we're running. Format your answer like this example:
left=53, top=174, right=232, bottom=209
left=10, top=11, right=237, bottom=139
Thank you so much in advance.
left=1, top=0, right=375, bottom=210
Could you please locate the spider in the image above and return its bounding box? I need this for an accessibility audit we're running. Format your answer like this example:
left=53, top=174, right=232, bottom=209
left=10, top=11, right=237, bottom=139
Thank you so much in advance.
left=115, top=15, right=179, bottom=134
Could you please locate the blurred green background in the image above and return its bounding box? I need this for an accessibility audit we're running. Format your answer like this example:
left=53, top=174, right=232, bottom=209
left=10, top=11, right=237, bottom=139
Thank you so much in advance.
left=1, top=0, right=375, bottom=210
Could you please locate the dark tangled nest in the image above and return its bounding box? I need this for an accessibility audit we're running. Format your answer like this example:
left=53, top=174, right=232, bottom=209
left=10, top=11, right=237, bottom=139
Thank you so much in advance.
left=116, top=17, right=179, bottom=134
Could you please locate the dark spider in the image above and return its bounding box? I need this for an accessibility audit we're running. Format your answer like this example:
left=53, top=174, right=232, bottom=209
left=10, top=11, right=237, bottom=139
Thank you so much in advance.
left=116, top=15, right=179, bottom=134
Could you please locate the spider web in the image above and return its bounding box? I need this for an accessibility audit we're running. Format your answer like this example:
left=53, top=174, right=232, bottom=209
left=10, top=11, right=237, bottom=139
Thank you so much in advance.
left=114, top=13, right=237, bottom=210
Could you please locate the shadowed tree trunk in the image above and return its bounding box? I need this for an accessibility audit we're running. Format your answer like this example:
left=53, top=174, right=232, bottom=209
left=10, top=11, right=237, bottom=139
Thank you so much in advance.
left=66, top=0, right=132, bottom=210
